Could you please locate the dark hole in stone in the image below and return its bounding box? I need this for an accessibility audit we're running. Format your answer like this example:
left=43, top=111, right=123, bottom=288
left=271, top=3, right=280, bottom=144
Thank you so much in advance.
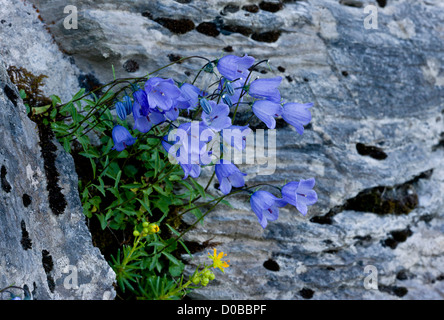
left=286, top=76, right=293, bottom=82
left=175, top=0, right=192, bottom=3
left=436, top=274, right=444, bottom=281
left=303, top=77, right=309, bottom=82
left=3, top=85, right=18, bottom=107
left=346, top=185, right=418, bottom=215
left=251, top=30, right=281, bottom=43
left=20, top=220, right=33, bottom=250
left=259, top=1, right=283, bottom=12
left=383, top=227, right=413, bottom=249
left=1, top=165, right=11, bottom=193
left=78, top=73, right=102, bottom=94
left=123, top=59, right=139, bottom=73
left=141, top=11, right=153, bottom=19
left=299, top=287, right=314, bottom=299
left=242, top=4, right=259, bottom=13
left=196, top=22, right=220, bottom=37
left=0, top=19, right=6, bottom=24
left=277, top=66, right=285, bottom=72
left=223, top=46, right=233, bottom=52
left=36, top=120, right=67, bottom=215
left=326, top=266, right=335, bottom=271
left=222, top=4, right=240, bottom=15
left=42, top=250, right=53, bottom=273
left=155, top=17, right=195, bottom=34
left=22, top=194, right=32, bottom=207
left=376, top=0, right=387, bottom=7
left=396, top=270, right=412, bottom=281
left=342, top=70, right=349, bottom=77
left=339, top=0, right=364, bottom=8
left=185, top=71, right=191, bottom=76
left=41, top=250, right=55, bottom=292
left=214, top=183, right=220, bottom=189
left=356, top=143, right=387, bottom=160
left=263, top=258, right=280, bottom=271
left=393, top=286, right=408, bottom=297
left=222, top=24, right=253, bottom=36
left=168, top=54, right=183, bottom=64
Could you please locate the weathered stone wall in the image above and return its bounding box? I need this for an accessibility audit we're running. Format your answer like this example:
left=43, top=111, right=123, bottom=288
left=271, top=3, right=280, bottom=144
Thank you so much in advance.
left=18, top=0, right=444, bottom=299
left=0, top=0, right=115, bottom=299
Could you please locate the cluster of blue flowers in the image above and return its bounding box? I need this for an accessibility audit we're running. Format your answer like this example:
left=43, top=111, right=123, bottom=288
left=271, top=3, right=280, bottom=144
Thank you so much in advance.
left=110, top=54, right=317, bottom=228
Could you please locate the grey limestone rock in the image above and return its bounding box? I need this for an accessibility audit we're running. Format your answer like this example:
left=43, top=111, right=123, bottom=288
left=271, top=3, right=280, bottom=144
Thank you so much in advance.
left=0, top=57, right=115, bottom=299
left=24, top=0, right=444, bottom=299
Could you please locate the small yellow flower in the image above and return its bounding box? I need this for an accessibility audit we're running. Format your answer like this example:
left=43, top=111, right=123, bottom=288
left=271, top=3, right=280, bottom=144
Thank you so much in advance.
left=148, top=223, right=160, bottom=234
left=208, top=248, right=230, bottom=273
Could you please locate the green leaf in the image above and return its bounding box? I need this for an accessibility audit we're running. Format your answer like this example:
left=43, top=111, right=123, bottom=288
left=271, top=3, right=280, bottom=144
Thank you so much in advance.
left=190, top=178, right=206, bottom=199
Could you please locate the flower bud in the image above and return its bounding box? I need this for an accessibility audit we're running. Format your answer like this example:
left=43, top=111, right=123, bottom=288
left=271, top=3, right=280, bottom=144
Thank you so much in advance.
left=192, top=276, right=201, bottom=285
left=148, top=223, right=160, bottom=234
left=201, top=277, right=209, bottom=286
left=221, top=95, right=232, bottom=108
left=142, top=221, right=149, bottom=228
left=200, top=98, right=212, bottom=114
left=225, top=82, right=235, bottom=96
left=115, top=102, right=127, bottom=120
left=133, top=230, right=140, bottom=237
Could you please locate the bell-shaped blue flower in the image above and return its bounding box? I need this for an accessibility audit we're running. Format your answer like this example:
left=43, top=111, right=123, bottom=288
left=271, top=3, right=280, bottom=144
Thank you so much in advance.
left=176, top=83, right=203, bottom=111
left=145, top=77, right=181, bottom=111
left=222, top=125, right=252, bottom=150
left=133, top=89, right=150, bottom=116
left=201, top=101, right=232, bottom=132
left=133, top=101, right=165, bottom=133
left=250, top=190, right=287, bottom=229
left=111, top=125, right=137, bottom=152
left=215, top=160, right=247, bottom=195
left=282, top=102, right=313, bottom=135
left=217, top=54, right=255, bottom=81
left=252, top=100, right=283, bottom=129
left=281, top=178, right=317, bottom=216
left=248, top=76, right=282, bottom=102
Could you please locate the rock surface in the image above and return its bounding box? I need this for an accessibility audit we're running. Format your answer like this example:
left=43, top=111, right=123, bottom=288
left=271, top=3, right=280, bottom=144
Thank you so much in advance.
left=0, top=1, right=115, bottom=299
left=25, top=0, right=444, bottom=299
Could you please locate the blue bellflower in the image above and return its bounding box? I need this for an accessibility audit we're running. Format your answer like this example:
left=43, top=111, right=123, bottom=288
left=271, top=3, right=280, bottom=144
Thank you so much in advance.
left=248, top=76, right=282, bottom=102
left=112, top=125, right=137, bottom=151
left=176, top=83, right=203, bottom=111
left=201, top=101, right=232, bottom=131
left=217, top=54, right=255, bottom=81
left=281, top=178, right=318, bottom=216
left=252, top=100, right=283, bottom=129
left=145, top=77, right=181, bottom=111
left=250, top=190, right=287, bottom=229
left=133, top=101, right=165, bottom=133
left=282, top=102, right=313, bottom=135
left=215, top=160, right=247, bottom=195
left=133, top=89, right=150, bottom=116
left=221, top=125, right=252, bottom=150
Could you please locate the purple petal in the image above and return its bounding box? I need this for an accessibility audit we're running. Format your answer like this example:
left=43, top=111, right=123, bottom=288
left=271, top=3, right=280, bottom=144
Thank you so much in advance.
left=249, top=76, right=282, bottom=102
left=219, top=177, right=232, bottom=195
left=297, top=178, right=316, bottom=194
left=282, top=102, right=313, bottom=135
left=252, top=100, right=283, bottom=129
